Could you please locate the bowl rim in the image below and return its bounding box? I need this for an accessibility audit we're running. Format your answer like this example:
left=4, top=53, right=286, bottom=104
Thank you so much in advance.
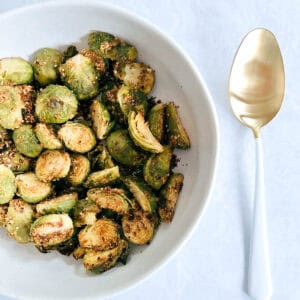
left=0, top=1, right=220, bottom=299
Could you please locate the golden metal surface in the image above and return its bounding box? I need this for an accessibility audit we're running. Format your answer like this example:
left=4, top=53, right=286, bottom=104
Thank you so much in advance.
left=229, top=28, right=285, bottom=137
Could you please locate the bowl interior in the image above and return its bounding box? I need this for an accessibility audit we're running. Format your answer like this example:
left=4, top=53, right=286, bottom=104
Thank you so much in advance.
left=0, top=2, right=218, bottom=299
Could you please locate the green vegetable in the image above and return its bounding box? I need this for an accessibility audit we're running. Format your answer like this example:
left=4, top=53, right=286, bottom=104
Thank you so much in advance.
left=95, top=145, right=115, bottom=169
left=80, top=49, right=106, bottom=75
left=148, top=103, right=165, bottom=142
left=0, top=165, right=16, bottom=204
left=62, top=45, right=78, bottom=63
left=0, top=126, right=11, bottom=150
left=0, top=205, right=7, bottom=227
left=84, top=166, right=120, bottom=188
left=34, top=123, right=62, bottom=150
left=15, top=85, right=36, bottom=124
left=73, top=199, right=100, bottom=227
left=0, top=148, right=31, bottom=172
left=67, top=154, right=91, bottom=186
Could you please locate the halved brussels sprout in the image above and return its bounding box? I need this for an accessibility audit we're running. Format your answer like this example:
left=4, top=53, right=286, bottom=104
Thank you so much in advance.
left=88, top=31, right=137, bottom=62
left=80, top=49, right=106, bottom=75
left=114, top=62, right=155, bottom=94
left=78, top=219, right=120, bottom=251
left=90, top=99, right=114, bottom=140
left=84, top=166, right=120, bottom=188
left=67, top=154, right=90, bottom=186
left=58, top=122, right=96, bottom=153
left=95, top=145, right=115, bottom=169
left=148, top=103, right=165, bottom=142
left=0, top=148, right=31, bottom=172
left=116, top=85, right=149, bottom=118
left=0, top=165, right=16, bottom=204
left=0, top=204, right=7, bottom=227
left=30, top=214, right=74, bottom=248
left=36, top=192, right=78, bottom=215
left=5, top=199, right=33, bottom=243
left=0, top=86, right=24, bottom=130
left=128, top=111, right=163, bottom=153
left=34, top=123, right=62, bottom=150
left=0, top=126, right=11, bottom=150
left=106, top=129, right=147, bottom=166
left=158, top=173, right=184, bottom=222
left=122, top=177, right=157, bottom=213
left=13, top=124, right=43, bottom=158
left=73, top=246, right=86, bottom=260
left=87, top=187, right=130, bottom=215
left=15, top=85, right=36, bottom=124
left=35, top=84, right=78, bottom=124
left=0, top=57, right=33, bottom=85
left=35, top=150, right=71, bottom=182
left=166, top=102, right=191, bottom=149
left=32, top=48, right=63, bottom=86
left=15, top=172, right=52, bottom=203
left=62, top=45, right=78, bottom=63
left=73, top=199, right=100, bottom=227
left=59, top=54, right=99, bottom=100
left=143, top=146, right=172, bottom=190
left=83, top=239, right=128, bottom=273
left=122, top=210, right=155, bottom=245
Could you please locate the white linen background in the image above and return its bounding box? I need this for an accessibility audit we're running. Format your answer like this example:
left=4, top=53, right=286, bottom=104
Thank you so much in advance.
left=1, top=0, right=300, bottom=299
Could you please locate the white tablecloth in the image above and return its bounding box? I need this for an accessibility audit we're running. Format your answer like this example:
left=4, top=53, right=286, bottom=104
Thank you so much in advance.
left=1, top=0, right=300, bottom=299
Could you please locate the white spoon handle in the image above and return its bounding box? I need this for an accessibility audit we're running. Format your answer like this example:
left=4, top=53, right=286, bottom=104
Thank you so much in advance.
left=248, top=137, right=272, bottom=300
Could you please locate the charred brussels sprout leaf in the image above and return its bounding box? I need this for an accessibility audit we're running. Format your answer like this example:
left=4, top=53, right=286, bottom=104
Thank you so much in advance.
left=35, top=150, right=71, bottom=182
left=166, top=102, right=191, bottom=149
left=73, top=246, right=86, bottom=260
left=0, top=126, right=11, bottom=150
left=30, top=214, right=74, bottom=248
left=0, top=205, right=7, bottom=227
left=90, top=99, right=114, bottom=140
left=73, top=199, right=100, bottom=227
left=114, top=62, right=155, bottom=94
left=5, top=199, right=33, bottom=243
left=84, top=166, right=120, bottom=188
left=0, top=148, right=31, bottom=173
left=67, top=154, right=91, bottom=186
left=143, top=146, right=172, bottom=190
left=106, top=129, right=147, bottom=166
left=32, top=48, right=63, bottom=86
left=0, top=165, right=16, bottom=204
left=15, top=172, right=52, bottom=203
left=58, top=122, right=96, bottom=153
left=95, top=145, right=115, bottom=169
left=128, top=111, right=163, bottom=154
left=0, top=57, right=33, bottom=85
left=36, top=193, right=78, bottom=216
left=78, top=219, right=120, bottom=251
left=148, top=103, right=165, bottom=142
left=62, top=45, right=78, bottom=63
left=0, top=86, right=24, bottom=130
left=15, top=85, right=36, bottom=124
left=159, top=173, right=184, bottom=222
left=88, top=31, right=137, bottom=62
left=87, top=187, right=130, bottom=215
left=59, top=54, right=99, bottom=100
left=34, top=123, right=62, bottom=150
left=35, top=84, right=78, bottom=124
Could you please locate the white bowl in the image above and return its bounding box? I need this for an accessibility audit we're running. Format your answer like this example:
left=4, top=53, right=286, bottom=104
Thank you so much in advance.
left=0, top=1, right=219, bottom=299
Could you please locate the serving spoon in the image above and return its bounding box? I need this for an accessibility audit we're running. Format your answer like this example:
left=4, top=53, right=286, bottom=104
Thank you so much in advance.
left=229, top=28, right=285, bottom=300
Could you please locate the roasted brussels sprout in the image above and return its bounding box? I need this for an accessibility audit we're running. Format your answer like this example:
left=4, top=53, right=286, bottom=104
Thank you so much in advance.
left=5, top=199, right=33, bottom=243
left=83, top=239, right=128, bottom=273
left=58, top=122, right=96, bottom=153
left=59, top=54, right=99, bottom=100
left=0, top=205, right=7, bottom=227
left=30, top=214, right=74, bottom=248
left=62, top=45, right=78, bottom=63
left=106, top=129, right=147, bottom=166
left=95, top=145, right=115, bottom=169
left=36, top=193, right=78, bottom=216
left=0, top=165, right=16, bottom=204
left=143, top=146, right=172, bottom=190
left=128, top=111, right=163, bottom=153
left=148, top=103, right=165, bottom=142
left=88, top=31, right=137, bottom=62
left=67, top=154, right=91, bottom=186
left=35, top=84, right=78, bottom=124
left=32, top=48, right=63, bottom=86
left=35, top=150, right=71, bottom=182
left=122, top=210, right=155, bottom=245
left=80, top=49, right=106, bottom=75
left=0, top=148, right=31, bottom=172
left=0, top=126, right=11, bottom=150
left=12, top=124, right=42, bottom=158
left=15, top=172, right=52, bottom=203
left=15, top=85, right=36, bottom=124
left=90, top=99, right=114, bottom=140
left=159, top=173, right=184, bottom=222
left=34, top=123, right=62, bottom=150
left=87, top=187, right=130, bottom=215
left=123, top=177, right=157, bottom=213
left=73, top=199, right=100, bottom=227
left=73, top=246, right=86, bottom=260
left=116, top=85, right=149, bottom=118
left=114, top=62, right=155, bottom=94
left=84, top=166, right=120, bottom=188
left=78, top=219, right=120, bottom=251
left=166, top=102, right=191, bottom=149
left=0, top=86, right=24, bottom=130
left=0, top=57, right=33, bottom=85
